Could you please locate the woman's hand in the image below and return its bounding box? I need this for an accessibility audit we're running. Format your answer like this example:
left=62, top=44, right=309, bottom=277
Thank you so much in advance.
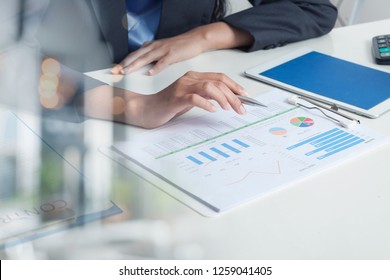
left=82, top=71, right=249, bottom=129
left=139, top=71, right=249, bottom=128
left=111, top=33, right=205, bottom=76
left=111, top=22, right=253, bottom=76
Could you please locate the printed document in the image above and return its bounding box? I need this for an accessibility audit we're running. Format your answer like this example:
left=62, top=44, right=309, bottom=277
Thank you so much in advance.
left=110, top=89, right=389, bottom=213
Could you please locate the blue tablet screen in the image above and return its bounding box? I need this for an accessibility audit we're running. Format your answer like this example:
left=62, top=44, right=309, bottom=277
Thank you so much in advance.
left=259, top=51, right=390, bottom=110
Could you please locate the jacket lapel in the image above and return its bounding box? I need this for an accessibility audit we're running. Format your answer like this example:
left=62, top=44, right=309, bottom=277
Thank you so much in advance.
left=89, top=0, right=129, bottom=63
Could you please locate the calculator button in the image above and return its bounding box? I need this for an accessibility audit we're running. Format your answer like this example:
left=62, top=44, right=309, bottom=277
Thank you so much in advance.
left=380, top=52, right=390, bottom=58
left=378, top=43, right=388, bottom=48
left=379, top=47, right=390, bottom=53
left=377, top=39, right=387, bottom=44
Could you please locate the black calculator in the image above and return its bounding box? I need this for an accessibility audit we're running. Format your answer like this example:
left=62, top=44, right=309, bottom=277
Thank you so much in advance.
left=372, top=34, right=390, bottom=65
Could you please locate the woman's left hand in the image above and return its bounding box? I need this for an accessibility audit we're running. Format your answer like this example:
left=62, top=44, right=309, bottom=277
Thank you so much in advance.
left=111, top=31, right=206, bottom=76
left=111, top=22, right=253, bottom=76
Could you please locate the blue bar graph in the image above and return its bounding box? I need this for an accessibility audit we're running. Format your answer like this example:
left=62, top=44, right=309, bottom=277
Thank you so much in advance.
left=199, top=151, right=217, bottom=161
left=210, top=147, right=230, bottom=158
left=318, top=139, right=365, bottom=159
left=287, top=128, right=366, bottom=160
left=313, top=132, right=350, bottom=148
left=222, top=143, right=241, bottom=153
left=187, top=156, right=203, bottom=165
left=305, top=134, right=355, bottom=156
left=233, top=139, right=250, bottom=148
left=287, top=128, right=340, bottom=150
left=324, top=136, right=360, bottom=152
left=311, top=130, right=345, bottom=147
left=187, top=138, right=249, bottom=165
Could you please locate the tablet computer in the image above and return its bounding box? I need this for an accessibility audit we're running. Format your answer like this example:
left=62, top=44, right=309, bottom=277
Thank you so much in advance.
left=245, top=48, right=390, bottom=118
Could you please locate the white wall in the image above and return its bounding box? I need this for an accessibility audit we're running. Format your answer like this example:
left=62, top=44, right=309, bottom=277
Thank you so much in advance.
left=332, top=0, right=390, bottom=26
left=229, top=0, right=390, bottom=26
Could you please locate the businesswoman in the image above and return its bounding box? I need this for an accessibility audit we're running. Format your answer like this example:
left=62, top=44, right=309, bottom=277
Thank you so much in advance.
left=36, top=0, right=337, bottom=128
left=111, top=0, right=337, bottom=75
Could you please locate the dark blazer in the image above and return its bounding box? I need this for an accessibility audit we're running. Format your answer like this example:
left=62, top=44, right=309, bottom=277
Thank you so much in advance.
left=37, top=0, right=337, bottom=71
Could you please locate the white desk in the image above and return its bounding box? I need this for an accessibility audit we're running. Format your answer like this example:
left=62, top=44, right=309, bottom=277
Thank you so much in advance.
left=1, top=19, right=390, bottom=259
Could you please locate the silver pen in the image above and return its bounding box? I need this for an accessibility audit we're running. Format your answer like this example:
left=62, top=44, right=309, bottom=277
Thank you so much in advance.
left=237, top=95, right=267, bottom=107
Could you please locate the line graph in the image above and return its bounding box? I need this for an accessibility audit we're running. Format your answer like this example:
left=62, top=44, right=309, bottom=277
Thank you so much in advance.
left=226, top=160, right=281, bottom=186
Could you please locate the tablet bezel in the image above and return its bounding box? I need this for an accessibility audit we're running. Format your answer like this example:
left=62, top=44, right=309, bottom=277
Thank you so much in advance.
left=245, top=48, right=390, bottom=119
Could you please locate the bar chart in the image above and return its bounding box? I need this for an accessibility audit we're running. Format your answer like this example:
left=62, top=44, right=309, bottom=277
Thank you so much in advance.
left=186, top=139, right=250, bottom=165
left=287, top=127, right=366, bottom=160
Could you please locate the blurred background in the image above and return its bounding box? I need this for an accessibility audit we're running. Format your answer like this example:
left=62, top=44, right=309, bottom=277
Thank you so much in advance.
left=230, top=0, right=390, bottom=26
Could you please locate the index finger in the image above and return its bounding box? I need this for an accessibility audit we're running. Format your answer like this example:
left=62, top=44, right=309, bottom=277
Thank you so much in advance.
left=110, top=45, right=155, bottom=74
left=111, top=64, right=124, bottom=75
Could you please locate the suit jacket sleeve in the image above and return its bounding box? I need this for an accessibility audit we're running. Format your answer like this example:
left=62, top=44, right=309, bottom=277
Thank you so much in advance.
left=222, top=0, right=337, bottom=51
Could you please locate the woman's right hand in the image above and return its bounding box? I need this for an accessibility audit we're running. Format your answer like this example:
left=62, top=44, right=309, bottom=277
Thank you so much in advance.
left=82, top=71, right=249, bottom=129
left=139, top=71, right=249, bottom=128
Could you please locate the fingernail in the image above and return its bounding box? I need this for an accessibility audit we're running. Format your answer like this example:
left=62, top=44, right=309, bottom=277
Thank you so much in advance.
left=210, top=106, right=218, bottom=112
left=111, top=64, right=123, bottom=74
left=148, top=68, right=154, bottom=75
left=110, top=67, right=118, bottom=74
left=240, top=88, right=250, bottom=97
left=238, top=105, right=246, bottom=115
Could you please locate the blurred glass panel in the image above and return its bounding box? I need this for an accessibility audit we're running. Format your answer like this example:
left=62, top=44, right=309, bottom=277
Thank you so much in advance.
left=0, top=111, right=121, bottom=250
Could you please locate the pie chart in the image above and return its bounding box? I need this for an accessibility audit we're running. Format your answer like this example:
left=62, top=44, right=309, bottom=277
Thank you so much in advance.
left=269, top=127, right=288, bottom=136
left=290, top=117, right=314, bottom=127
